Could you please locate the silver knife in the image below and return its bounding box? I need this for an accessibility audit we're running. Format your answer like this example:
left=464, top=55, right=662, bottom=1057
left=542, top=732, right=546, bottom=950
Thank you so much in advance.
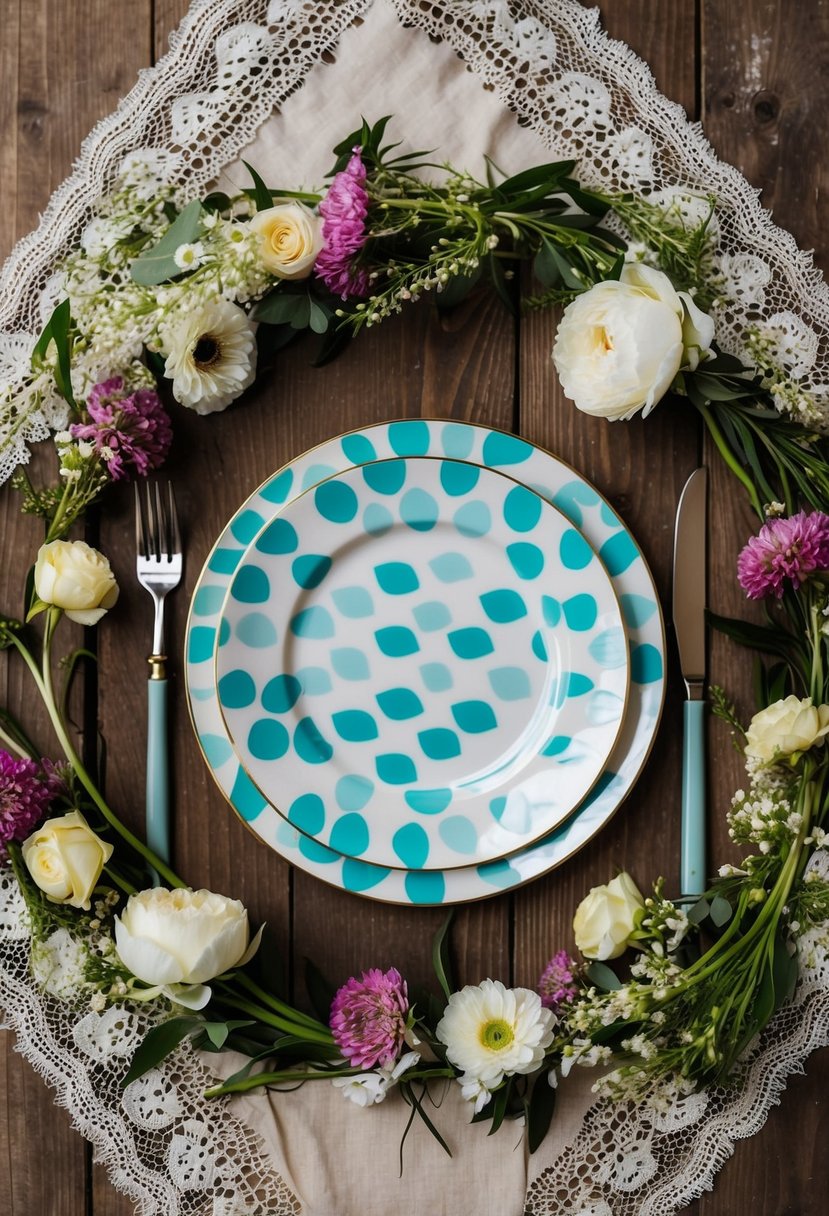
left=673, top=467, right=708, bottom=898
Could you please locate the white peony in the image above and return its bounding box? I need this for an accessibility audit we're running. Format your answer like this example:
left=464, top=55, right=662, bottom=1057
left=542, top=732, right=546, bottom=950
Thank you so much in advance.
left=162, top=299, right=257, bottom=415
left=114, top=887, right=260, bottom=1007
left=573, top=871, right=644, bottom=960
left=552, top=264, right=715, bottom=421
left=745, top=696, right=829, bottom=765
left=34, top=539, right=119, bottom=625
left=436, top=979, right=554, bottom=1090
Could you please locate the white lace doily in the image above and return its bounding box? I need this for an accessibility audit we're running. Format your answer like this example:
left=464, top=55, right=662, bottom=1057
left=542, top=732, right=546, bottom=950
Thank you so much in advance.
left=2, top=2, right=829, bottom=1213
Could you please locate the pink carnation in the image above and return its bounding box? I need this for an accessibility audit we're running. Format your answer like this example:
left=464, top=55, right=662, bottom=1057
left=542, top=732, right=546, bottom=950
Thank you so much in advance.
left=315, top=148, right=371, bottom=299
left=0, top=751, right=60, bottom=859
left=330, top=966, right=409, bottom=1069
left=737, top=510, right=829, bottom=599
left=537, top=950, right=578, bottom=1012
left=70, top=376, right=173, bottom=480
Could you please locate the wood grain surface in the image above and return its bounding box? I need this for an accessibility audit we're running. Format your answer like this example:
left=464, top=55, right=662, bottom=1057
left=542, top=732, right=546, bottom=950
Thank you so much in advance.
left=1, top=1, right=828, bottom=1213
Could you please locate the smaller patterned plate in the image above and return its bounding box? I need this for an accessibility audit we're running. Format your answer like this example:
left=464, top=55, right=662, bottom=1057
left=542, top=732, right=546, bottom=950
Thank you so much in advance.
left=215, top=457, right=629, bottom=872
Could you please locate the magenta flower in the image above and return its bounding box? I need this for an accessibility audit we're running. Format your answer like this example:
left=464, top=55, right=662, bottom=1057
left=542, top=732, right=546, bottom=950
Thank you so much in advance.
left=330, top=966, right=409, bottom=1068
left=737, top=510, right=829, bottom=599
left=537, top=950, right=578, bottom=1012
left=0, top=751, right=59, bottom=859
left=70, top=376, right=173, bottom=480
left=315, top=148, right=371, bottom=299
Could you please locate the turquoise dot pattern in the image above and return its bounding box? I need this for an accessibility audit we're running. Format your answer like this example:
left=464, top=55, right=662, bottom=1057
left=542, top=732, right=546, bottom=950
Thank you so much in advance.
left=187, top=423, right=665, bottom=905
left=216, top=457, right=628, bottom=873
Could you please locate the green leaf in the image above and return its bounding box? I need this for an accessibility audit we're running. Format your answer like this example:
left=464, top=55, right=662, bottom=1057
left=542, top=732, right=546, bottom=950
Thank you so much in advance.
left=585, top=961, right=622, bottom=991
left=710, top=895, right=733, bottom=927
left=304, top=957, right=337, bottom=1024
left=772, top=933, right=799, bottom=1010
left=253, top=291, right=307, bottom=326
left=202, top=1019, right=254, bottom=1050
left=533, top=239, right=562, bottom=288
left=527, top=1073, right=557, bottom=1153
left=495, top=161, right=576, bottom=196
left=131, top=200, right=203, bottom=285
left=691, top=372, right=757, bottom=403
left=431, top=911, right=455, bottom=1002
left=121, top=1016, right=202, bottom=1088
left=202, top=191, right=232, bottom=213
left=686, top=897, right=711, bottom=925
left=487, top=1080, right=512, bottom=1135
left=32, top=299, right=76, bottom=407
left=243, top=160, right=274, bottom=213
left=548, top=245, right=585, bottom=291
left=308, top=298, right=331, bottom=335
left=707, top=611, right=796, bottom=660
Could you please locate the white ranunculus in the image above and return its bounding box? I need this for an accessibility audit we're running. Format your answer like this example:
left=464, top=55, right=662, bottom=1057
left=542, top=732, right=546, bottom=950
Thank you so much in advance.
left=744, top=696, right=829, bottom=765
left=436, top=979, right=554, bottom=1090
left=162, top=299, right=257, bottom=415
left=22, top=810, right=114, bottom=910
left=34, top=539, right=119, bottom=625
left=249, top=200, right=323, bottom=280
left=573, top=871, right=644, bottom=960
left=552, top=264, right=715, bottom=421
left=114, top=887, right=254, bottom=990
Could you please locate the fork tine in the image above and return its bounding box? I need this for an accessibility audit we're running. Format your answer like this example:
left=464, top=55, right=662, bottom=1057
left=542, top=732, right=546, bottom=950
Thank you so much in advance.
left=168, top=483, right=181, bottom=557
left=134, top=482, right=149, bottom=558
left=151, top=481, right=165, bottom=560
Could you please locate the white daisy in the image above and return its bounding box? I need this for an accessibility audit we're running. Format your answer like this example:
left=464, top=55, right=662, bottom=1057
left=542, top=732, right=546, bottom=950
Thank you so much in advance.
left=173, top=241, right=205, bottom=271
left=162, top=300, right=256, bottom=415
left=436, top=979, right=554, bottom=1089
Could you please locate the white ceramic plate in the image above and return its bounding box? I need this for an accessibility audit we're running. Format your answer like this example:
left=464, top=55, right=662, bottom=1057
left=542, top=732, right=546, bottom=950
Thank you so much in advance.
left=185, top=420, right=664, bottom=905
left=215, top=457, right=628, bottom=871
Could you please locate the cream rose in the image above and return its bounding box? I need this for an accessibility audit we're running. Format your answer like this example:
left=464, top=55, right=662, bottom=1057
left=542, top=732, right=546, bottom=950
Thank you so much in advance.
left=114, top=887, right=254, bottom=988
left=552, top=264, right=715, bottom=421
left=34, top=539, right=119, bottom=625
left=573, top=871, right=644, bottom=960
left=249, top=200, right=323, bottom=279
left=744, top=696, right=829, bottom=765
left=22, top=810, right=114, bottom=910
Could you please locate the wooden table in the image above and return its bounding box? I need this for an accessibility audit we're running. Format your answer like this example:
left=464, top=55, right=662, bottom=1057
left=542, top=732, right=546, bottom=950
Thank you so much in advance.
left=1, top=2, right=827, bottom=1212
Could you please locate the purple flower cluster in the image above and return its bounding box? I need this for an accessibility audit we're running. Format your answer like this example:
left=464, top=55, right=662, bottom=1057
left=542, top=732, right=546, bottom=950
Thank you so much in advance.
left=737, top=510, right=829, bottom=599
left=70, top=376, right=173, bottom=481
left=315, top=148, right=371, bottom=299
left=330, top=966, right=409, bottom=1069
left=537, top=950, right=578, bottom=1012
left=0, top=750, right=60, bottom=859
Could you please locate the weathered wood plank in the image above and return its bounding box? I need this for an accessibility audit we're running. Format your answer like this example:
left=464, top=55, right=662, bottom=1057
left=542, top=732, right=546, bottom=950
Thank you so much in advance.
left=696, top=2, right=829, bottom=1212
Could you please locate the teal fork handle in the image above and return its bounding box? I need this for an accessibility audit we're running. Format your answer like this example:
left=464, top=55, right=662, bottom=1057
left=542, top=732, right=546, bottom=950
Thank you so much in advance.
left=146, top=676, right=170, bottom=871
left=681, top=699, right=706, bottom=898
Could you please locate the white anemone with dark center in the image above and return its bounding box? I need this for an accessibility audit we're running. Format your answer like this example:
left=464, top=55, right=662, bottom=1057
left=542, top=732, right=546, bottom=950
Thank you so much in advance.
left=163, top=298, right=257, bottom=415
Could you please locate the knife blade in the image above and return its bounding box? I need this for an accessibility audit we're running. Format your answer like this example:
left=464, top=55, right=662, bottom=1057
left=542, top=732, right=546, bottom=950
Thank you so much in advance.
left=673, top=467, right=708, bottom=898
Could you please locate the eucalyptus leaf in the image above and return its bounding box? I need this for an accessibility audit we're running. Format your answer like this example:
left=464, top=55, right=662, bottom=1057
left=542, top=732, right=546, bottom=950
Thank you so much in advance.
left=436, top=265, right=482, bottom=308
left=253, top=291, right=309, bottom=326
left=131, top=200, right=203, bottom=286
left=771, top=933, right=799, bottom=1010
left=710, top=895, right=733, bottom=927
left=585, top=961, right=622, bottom=991
left=121, top=1016, right=201, bottom=1088
left=308, top=299, right=331, bottom=335
left=686, top=897, right=711, bottom=925
left=527, top=1074, right=557, bottom=1153
left=534, top=239, right=562, bottom=288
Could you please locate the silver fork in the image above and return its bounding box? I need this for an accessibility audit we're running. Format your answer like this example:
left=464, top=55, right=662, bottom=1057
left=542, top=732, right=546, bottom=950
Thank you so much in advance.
left=135, top=482, right=183, bottom=869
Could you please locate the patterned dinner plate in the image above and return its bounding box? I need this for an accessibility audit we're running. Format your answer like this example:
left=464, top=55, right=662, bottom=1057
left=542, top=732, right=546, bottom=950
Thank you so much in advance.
left=185, top=420, right=665, bottom=905
left=214, top=457, right=629, bottom=871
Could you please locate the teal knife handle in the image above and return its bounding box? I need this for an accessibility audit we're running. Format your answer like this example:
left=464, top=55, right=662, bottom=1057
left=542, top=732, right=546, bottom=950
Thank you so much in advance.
left=682, top=699, right=706, bottom=898
left=146, top=677, right=170, bottom=870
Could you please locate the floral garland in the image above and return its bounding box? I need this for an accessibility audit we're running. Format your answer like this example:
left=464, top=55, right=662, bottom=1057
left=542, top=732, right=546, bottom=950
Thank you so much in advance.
left=3, top=117, right=829, bottom=1154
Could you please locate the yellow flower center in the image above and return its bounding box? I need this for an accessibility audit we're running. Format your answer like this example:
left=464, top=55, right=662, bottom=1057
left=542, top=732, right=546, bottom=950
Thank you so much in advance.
left=479, top=1017, right=514, bottom=1052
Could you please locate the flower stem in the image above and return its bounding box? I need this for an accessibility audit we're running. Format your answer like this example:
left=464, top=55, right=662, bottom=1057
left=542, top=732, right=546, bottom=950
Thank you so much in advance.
left=698, top=404, right=765, bottom=517
left=205, top=1066, right=361, bottom=1098
left=7, top=614, right=184, bottom=889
